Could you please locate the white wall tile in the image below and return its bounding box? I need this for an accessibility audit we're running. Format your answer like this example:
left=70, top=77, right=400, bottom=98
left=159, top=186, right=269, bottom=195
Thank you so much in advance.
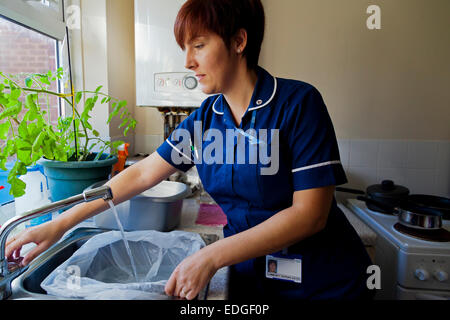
left=405, top=169, right=436, bottom=195
left=436, top=141, right=450, bottom=172
left=337, top=139, right=350, bottom=168
left=377, top=140, right=408, bottom=168
left=434, top=168, right=450, bottom=198
left=345, top=166, right=378, bottom=190
left=377, top=168, right=408, bottom=188
left=406, top=141, right=439, bottom=169
left=349, top=139, right=379, bottom=167
left=340, top=140, right=449, bottom=198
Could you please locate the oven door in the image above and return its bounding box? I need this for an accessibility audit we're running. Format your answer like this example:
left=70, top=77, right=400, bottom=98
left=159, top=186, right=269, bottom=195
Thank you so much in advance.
left=397, top=285, right=450, bottom=300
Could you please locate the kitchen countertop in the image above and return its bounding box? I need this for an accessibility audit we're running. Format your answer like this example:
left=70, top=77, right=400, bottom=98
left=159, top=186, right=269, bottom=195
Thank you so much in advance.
left=337, top=202, right=377, bottom=247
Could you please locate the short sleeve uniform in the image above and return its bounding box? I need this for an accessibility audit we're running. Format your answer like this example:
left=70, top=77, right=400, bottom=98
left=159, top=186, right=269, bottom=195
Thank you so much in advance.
left=157, top=66, right=373, bottom=300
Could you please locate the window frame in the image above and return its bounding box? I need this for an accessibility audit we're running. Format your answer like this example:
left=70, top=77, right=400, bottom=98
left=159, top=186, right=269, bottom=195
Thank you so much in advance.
left=0, top=0, right=65, bottom=41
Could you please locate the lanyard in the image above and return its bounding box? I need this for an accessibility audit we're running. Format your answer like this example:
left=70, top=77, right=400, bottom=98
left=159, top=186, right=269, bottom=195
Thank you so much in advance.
left=237, top=111, right=266, bottom=146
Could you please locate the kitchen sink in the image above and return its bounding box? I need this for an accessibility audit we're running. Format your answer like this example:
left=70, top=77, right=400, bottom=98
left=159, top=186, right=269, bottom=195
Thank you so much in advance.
left=10, top=227, right=218, bottom=300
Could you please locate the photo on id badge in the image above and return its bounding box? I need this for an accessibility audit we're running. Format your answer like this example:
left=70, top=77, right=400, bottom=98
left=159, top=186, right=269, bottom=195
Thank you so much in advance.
left=265, top=253, right=302, bottom=283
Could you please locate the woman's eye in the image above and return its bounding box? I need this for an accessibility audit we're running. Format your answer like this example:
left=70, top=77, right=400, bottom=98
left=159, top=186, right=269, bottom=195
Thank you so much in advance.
left=195, top=44, right=204, bottom=49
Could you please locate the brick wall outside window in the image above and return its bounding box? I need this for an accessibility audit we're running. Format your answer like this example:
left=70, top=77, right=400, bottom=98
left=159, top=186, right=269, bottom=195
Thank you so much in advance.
left=0, top=17, right=60, bottom=127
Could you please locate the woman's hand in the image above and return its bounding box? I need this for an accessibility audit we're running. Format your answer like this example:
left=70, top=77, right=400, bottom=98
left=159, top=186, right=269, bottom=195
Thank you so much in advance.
left=165, top=247, right=218, bottom=300
left=5, top=219, right=66, bottom=266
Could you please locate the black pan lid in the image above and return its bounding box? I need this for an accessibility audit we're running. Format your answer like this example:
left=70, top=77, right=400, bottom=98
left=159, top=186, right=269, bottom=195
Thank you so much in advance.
left=366, top=180, right=410, bottom=199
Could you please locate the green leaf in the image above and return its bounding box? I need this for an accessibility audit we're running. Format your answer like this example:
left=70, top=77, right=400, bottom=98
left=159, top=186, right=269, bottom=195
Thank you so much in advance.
left=25, top=77, right=33, bottom=88
left=8, top=161, right=27, bottom=184
left=118, top=100, right=127, bottom=109
left=10, top=88, right=21, bottom=101
left=25, top=93, right=37, bottom=108
left=75, top=92, right=82, bottom=104
left=95, top=86, right=103, bottom=93
left=112, top=140, right=124, bottom=149
left=18, top=120, right=29, bottom=139
left=0, top=122, right=10, bottom=139
left=9, top=176, right=26, bottom=198
left=17, top=144, right=33, bottom=165
left=0, top=103, right=22, bottom=120
left=119, top=118, right=129, bottom=129
left=40, top=76, right=51, bottom=86
left=42, top=139, right=54, bottom=159
left=92, top=129, right=99, bottom=137
left=32, top=131, right=47, bottom=152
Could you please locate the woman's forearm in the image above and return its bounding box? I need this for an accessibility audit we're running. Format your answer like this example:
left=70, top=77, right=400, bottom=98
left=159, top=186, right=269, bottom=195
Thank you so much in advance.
left=56, top=152, right=177, bottom=232
left=206, top=186, right=335, bottom=269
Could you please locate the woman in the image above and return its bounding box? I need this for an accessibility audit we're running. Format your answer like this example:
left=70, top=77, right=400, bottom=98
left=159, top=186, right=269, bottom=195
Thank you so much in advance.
left=5, top=0, right=373, bottom=300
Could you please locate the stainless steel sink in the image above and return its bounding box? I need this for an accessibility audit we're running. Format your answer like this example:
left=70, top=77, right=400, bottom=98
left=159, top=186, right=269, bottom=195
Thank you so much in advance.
left=10, top=227, right=218, bottom=300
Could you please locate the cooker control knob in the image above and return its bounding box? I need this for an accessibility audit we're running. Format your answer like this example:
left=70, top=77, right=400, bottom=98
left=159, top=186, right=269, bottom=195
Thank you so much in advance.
left=434, top=270, right=448, bottom=282
left=414, top=269, right=429, bottom=281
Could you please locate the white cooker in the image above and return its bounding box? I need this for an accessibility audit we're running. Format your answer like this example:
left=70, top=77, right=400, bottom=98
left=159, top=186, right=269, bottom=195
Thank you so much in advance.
left=345, top=199, right=450, bottom=300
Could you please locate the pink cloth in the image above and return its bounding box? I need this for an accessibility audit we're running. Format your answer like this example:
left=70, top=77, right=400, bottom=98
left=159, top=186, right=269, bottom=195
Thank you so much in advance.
left=195, top=203, right=227, bottom=227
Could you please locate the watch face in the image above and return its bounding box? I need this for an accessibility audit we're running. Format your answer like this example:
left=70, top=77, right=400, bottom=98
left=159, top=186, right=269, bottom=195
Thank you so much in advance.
left=183, top=76, right=198, bottom=90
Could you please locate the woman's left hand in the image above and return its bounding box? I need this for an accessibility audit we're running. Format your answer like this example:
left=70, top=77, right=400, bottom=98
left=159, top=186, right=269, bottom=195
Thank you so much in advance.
left=165, top=247, right=218, bottom=300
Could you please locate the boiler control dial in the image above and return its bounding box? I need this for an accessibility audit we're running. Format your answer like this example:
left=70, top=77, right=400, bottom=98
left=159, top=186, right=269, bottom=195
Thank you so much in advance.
left=183, top=75, right=198, bottom=90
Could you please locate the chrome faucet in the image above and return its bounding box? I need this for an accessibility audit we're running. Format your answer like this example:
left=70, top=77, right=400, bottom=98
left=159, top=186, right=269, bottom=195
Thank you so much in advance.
left=0, top=185, right=113, bottom=300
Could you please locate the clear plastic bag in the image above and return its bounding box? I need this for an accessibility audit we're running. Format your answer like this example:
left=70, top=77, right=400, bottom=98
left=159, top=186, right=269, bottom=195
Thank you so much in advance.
left=40, top=230, right=205, bottom=300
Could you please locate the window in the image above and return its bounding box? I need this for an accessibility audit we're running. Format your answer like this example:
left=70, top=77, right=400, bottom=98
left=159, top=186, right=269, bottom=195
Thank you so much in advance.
left=0, top=17, right=60, bottom=125
left=0, top=0, right=67, bottom=162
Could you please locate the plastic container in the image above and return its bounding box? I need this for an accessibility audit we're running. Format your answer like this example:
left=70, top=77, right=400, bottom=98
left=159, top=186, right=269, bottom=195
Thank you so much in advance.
left=86, top=180, right=190, bottom=231
left=13, top=164, right=52, bottom=228
left=0, top=162, right=15, bottom=205
left=111, top=143, right=129, bottom=177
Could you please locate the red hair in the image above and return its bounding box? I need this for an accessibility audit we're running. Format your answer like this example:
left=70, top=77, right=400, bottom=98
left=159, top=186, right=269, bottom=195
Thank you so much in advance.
left=174, top=0, right=265, bottom=70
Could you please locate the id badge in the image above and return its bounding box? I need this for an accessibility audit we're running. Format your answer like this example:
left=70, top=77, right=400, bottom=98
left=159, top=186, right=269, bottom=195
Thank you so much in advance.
left=265, top=253, right=302, bottom=283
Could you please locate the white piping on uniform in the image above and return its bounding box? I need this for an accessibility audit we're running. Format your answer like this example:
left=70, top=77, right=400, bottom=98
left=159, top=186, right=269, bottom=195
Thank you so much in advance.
left=292, top=160, right=341, bottom=173
left=212, top=95, right=223, bottom=115
left=166, top=139, right=193, bottom=163
left=248, top=76, right=277, bottom=111
left=212, top=76, right=277, bottom=115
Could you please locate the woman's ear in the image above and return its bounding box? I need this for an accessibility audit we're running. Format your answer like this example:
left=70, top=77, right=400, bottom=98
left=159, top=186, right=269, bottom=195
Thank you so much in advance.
left=233, top=28, right=248, bottom=54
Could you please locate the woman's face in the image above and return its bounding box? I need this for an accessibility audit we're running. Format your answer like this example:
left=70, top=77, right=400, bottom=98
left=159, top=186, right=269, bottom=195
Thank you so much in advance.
left=269, top=262, right=276, bottom=273
left=184, top=31, right=238, bottom=95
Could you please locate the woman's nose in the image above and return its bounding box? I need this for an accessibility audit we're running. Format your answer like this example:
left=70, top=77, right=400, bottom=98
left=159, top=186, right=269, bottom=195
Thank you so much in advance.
left=184, top=49, right=197, bottom=70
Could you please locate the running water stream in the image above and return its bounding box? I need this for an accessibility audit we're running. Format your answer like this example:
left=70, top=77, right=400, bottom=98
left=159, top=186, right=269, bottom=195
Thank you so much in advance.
left=107, top=200, right=139, bottom=282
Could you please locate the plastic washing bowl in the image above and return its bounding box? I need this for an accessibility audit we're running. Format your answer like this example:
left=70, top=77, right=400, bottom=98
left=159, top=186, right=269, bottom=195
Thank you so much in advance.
left=86, top=180, right=191, bottom=232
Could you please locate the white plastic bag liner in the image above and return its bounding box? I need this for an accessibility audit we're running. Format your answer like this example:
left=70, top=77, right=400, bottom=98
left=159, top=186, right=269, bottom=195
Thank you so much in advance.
left=40, top=230, right=205, bottom=300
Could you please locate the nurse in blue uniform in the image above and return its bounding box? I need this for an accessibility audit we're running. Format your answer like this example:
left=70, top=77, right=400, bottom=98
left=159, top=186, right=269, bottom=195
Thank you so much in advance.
left=5, top=0, right=374, bottom=301
left=159, top=0, right=374, bottom=300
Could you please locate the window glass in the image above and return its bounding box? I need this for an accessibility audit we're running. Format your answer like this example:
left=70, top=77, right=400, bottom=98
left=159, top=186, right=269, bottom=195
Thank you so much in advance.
left=0, top=16, right=60, bottom=126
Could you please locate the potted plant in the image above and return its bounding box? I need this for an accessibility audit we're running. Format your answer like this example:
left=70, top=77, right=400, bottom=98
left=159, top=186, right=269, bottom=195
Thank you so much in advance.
left=0, top=68, right=137, bottom=202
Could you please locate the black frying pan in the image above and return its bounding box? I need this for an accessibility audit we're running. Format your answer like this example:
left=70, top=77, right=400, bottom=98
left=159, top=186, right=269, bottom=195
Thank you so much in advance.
left=406, top=194, right=450, bottom=220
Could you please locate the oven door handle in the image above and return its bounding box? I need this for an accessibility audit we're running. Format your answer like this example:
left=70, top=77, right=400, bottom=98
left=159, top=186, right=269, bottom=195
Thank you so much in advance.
left=415, top=293, right=450, bottom=300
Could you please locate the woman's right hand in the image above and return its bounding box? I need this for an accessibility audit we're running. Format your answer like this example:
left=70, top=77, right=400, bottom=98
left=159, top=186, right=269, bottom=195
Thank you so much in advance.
left=5, top=220, right=66, bottom=267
